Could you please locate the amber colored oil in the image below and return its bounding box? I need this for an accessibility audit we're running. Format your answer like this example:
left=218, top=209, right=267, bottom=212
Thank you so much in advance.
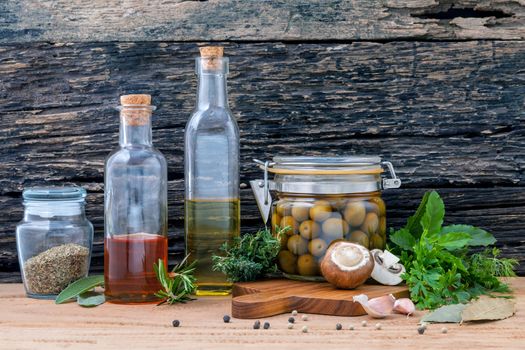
left=104, top=233, right=167, bottom=303
left=185, top=199, right=240, bottom=296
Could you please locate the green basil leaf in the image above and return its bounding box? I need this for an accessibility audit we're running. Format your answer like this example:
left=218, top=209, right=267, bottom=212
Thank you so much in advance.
left=420, top=191, right=444, bottom=236
left=441, top=225, right=496, bottom=246
left=55, top=275, right=104, bottom=304
left=77, top=291, right=106, bottom=307
left=437, top=232, right=472, bottom=250
left=406, top=191, right=431, bottom=238
left=390, top=228, right=416, bottom=251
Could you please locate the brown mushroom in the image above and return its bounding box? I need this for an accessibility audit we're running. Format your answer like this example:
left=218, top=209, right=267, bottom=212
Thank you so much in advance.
left=320, top=241, right=374, bottom=289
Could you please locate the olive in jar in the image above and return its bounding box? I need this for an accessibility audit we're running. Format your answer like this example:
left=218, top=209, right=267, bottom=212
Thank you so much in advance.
left=280, top=216, right=298, bottom=235
left=278, top=250, right=297, bottom=274
left=348, top=230, right=369, bottom=248
left=308, top=238, right=328, bottom=257
left=322, top=217, right=349, bottom=240
left=299, top=220, right=321, bottom=240
left=297, top=254, right=318, bottom=276
left=343, top=201, right=366, bottom=227
left=291, top=205, right=310, bottom=222
left=287, top=235, right=308, bottom=255
left=309, top=200, right=332, bottom=222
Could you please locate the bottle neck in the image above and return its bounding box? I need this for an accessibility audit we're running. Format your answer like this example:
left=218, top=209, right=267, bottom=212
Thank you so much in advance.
left=119, top=108, right=153, bottom=147
left=197, top=73, right=228, bottom=109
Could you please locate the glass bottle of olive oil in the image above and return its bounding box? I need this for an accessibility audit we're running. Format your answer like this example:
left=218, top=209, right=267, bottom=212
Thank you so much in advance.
left=184, top=47, right=240, bottom=296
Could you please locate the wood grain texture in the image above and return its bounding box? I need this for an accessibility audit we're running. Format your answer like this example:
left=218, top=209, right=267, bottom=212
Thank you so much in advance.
left=232, top=279, right=409, bottom=319
left=1, top=0, right=525, bottom=43
left=0, top=279, right=524, bottom=349
left=0, top=41, right=524, bottom=279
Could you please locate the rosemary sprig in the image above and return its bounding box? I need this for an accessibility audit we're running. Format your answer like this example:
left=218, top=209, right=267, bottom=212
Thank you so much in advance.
left=154, top=255, right=197, bottom=305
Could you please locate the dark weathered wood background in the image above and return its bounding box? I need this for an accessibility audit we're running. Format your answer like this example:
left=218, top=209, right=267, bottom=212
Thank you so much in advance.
left=1, top=1, right=524, bottom=281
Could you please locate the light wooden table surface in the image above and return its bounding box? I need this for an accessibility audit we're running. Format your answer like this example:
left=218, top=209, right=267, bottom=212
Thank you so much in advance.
left=1, top=279, right=524, bottom=350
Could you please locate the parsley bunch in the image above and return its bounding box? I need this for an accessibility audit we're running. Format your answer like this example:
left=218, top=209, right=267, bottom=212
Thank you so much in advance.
left=389, top=191, right=518, bottom=310
left=212, top=228, right=283, bottom=282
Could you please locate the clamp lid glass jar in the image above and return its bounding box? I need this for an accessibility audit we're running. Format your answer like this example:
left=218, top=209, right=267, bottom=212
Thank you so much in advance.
left=16, top=187, right=94, bottom=299
left=250, top=156, right=401, bottom=279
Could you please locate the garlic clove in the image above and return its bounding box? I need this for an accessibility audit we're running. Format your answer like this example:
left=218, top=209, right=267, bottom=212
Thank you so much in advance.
left=353, top=294, right=395, bottom=319
left=393, top=298, right=416, bottom=316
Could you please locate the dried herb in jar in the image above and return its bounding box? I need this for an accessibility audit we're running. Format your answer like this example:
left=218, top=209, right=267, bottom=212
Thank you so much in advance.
left=24, top=243, right=89, bottom=295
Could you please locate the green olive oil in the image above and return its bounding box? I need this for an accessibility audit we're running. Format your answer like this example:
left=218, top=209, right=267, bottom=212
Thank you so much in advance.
left=185, top=199, right=240, bottom=296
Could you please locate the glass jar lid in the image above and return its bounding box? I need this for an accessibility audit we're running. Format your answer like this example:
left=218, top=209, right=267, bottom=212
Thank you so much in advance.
left=23, top=187, right=87, bottom=202
left=269, top=156, right=383, bottom=175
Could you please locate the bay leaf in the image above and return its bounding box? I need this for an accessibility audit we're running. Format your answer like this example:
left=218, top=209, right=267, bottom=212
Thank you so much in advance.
left=420, top=303, right=467, bottom=323
left=55, top=275, right=104, bottom=304
left=461, top=297, right=515, bottom=322
left=77, top=291, right=106, bottom=307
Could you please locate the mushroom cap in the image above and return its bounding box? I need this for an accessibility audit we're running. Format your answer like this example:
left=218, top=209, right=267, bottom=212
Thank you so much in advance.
left=320, top=241, right=374, bottom=289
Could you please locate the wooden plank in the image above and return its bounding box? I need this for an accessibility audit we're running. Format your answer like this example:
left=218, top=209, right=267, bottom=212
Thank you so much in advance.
left=1, top=1, right=525, bottom=43
left=0, top=41, right=524, bottom=280
left=0, top=279, right=524, bottom=349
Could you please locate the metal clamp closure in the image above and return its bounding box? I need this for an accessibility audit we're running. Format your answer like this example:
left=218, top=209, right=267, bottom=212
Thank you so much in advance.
left=381, top=161, right=401, bottom=189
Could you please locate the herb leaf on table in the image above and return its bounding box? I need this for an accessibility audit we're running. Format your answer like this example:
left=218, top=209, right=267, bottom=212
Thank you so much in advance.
left=154, top=256, right=197, bottom=305
left=389, top=190, right=518, bottom=310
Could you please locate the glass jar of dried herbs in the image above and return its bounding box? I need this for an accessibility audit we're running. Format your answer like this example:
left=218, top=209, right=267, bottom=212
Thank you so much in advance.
left=16, top=187, right=93, bottom=299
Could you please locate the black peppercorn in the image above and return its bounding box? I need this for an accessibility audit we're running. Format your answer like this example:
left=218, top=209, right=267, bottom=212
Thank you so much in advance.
left=253, top=320, right=261, bottom=329
left=172, top=320, right=180, bottom=327
left=417, top=326, right=425, bottom=335
left=263, top=321, right=270, bottom=329
left=288, top=317, right=295, bottom=323
left=336, top=323, right=342, bottom=330
left=223, top=315, right=231, bottom=323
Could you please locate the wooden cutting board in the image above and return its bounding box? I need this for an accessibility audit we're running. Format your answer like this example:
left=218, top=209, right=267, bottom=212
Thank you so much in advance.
left=232, top=279, right=409, bottom=319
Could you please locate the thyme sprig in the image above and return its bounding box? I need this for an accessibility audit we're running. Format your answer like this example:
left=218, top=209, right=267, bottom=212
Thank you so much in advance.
left=154, top=255, right=197, bottom=305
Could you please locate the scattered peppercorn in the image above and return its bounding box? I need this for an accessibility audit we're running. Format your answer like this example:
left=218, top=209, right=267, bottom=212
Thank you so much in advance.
left=348, top=325, right=354, bottom=330
left=292, top=310, right=298, bottom=316
left=253, top=320, right=261, bottom=329
left=302, top=325, right=308, bottom=333
left=287, top=323, right=294, bottom=329
left=172, top=320, right=180, bottom=327
left=361, top=320, right=367, bottom=327
left=223, top=315, right=231, bottom=323
left=288, top=317, right=295, bottom=323
left=263, top=321, right=270, bottom=329
left=417, top=326, right=426, bottom=335
left=375, top=323, right=382, bottom=330
left=336, top=323, right=342, bottom=330
left=441, top=327, right=448, bottom=334
left=301, top=314, right=309, bottom=321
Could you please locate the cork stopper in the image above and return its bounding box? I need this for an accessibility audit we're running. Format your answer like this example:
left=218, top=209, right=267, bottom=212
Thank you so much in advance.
left=120, top=94, right=151, bottom=106
left=119, top=94, right=152, bottom=126
left=199, top=46, right=224, bottom=70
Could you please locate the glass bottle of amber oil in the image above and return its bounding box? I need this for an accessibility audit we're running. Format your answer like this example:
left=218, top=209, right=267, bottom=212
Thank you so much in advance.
left=185, top=47, right=240, bottom=295
left=104, top=94, right=168, bottom=303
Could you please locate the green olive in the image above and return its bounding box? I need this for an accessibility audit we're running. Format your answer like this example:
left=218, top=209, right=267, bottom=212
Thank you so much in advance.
left=308, top=238, right=328, bottom=257
left=276, top=202, right=291, bottom=217
left=291, top=205, right=310, bottom=222
left=297, top=254, right=319, bottom=276
left=322, top=218, right=349, bottom=240
left=287, top=235, right=308, bottom=255
left=278, top=250, right=297, bottom=274
left=299, top=220, right=321, bottom=240
left=348, top=230, right=370, bottom=248
left=309, top=200, right=332, bottom=222
left=361, top=212, right=379, bottom=234
left=379, top=216, right=386, bottom=235
left=280, top=216, right=298, bottom=236
left=343, top=201, right=366, bottom=227
left=370, top=233, right=385, bottom=250
left=369, top=197, right=386, bottom=216
left=271, top=213, right=282, bottom=231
